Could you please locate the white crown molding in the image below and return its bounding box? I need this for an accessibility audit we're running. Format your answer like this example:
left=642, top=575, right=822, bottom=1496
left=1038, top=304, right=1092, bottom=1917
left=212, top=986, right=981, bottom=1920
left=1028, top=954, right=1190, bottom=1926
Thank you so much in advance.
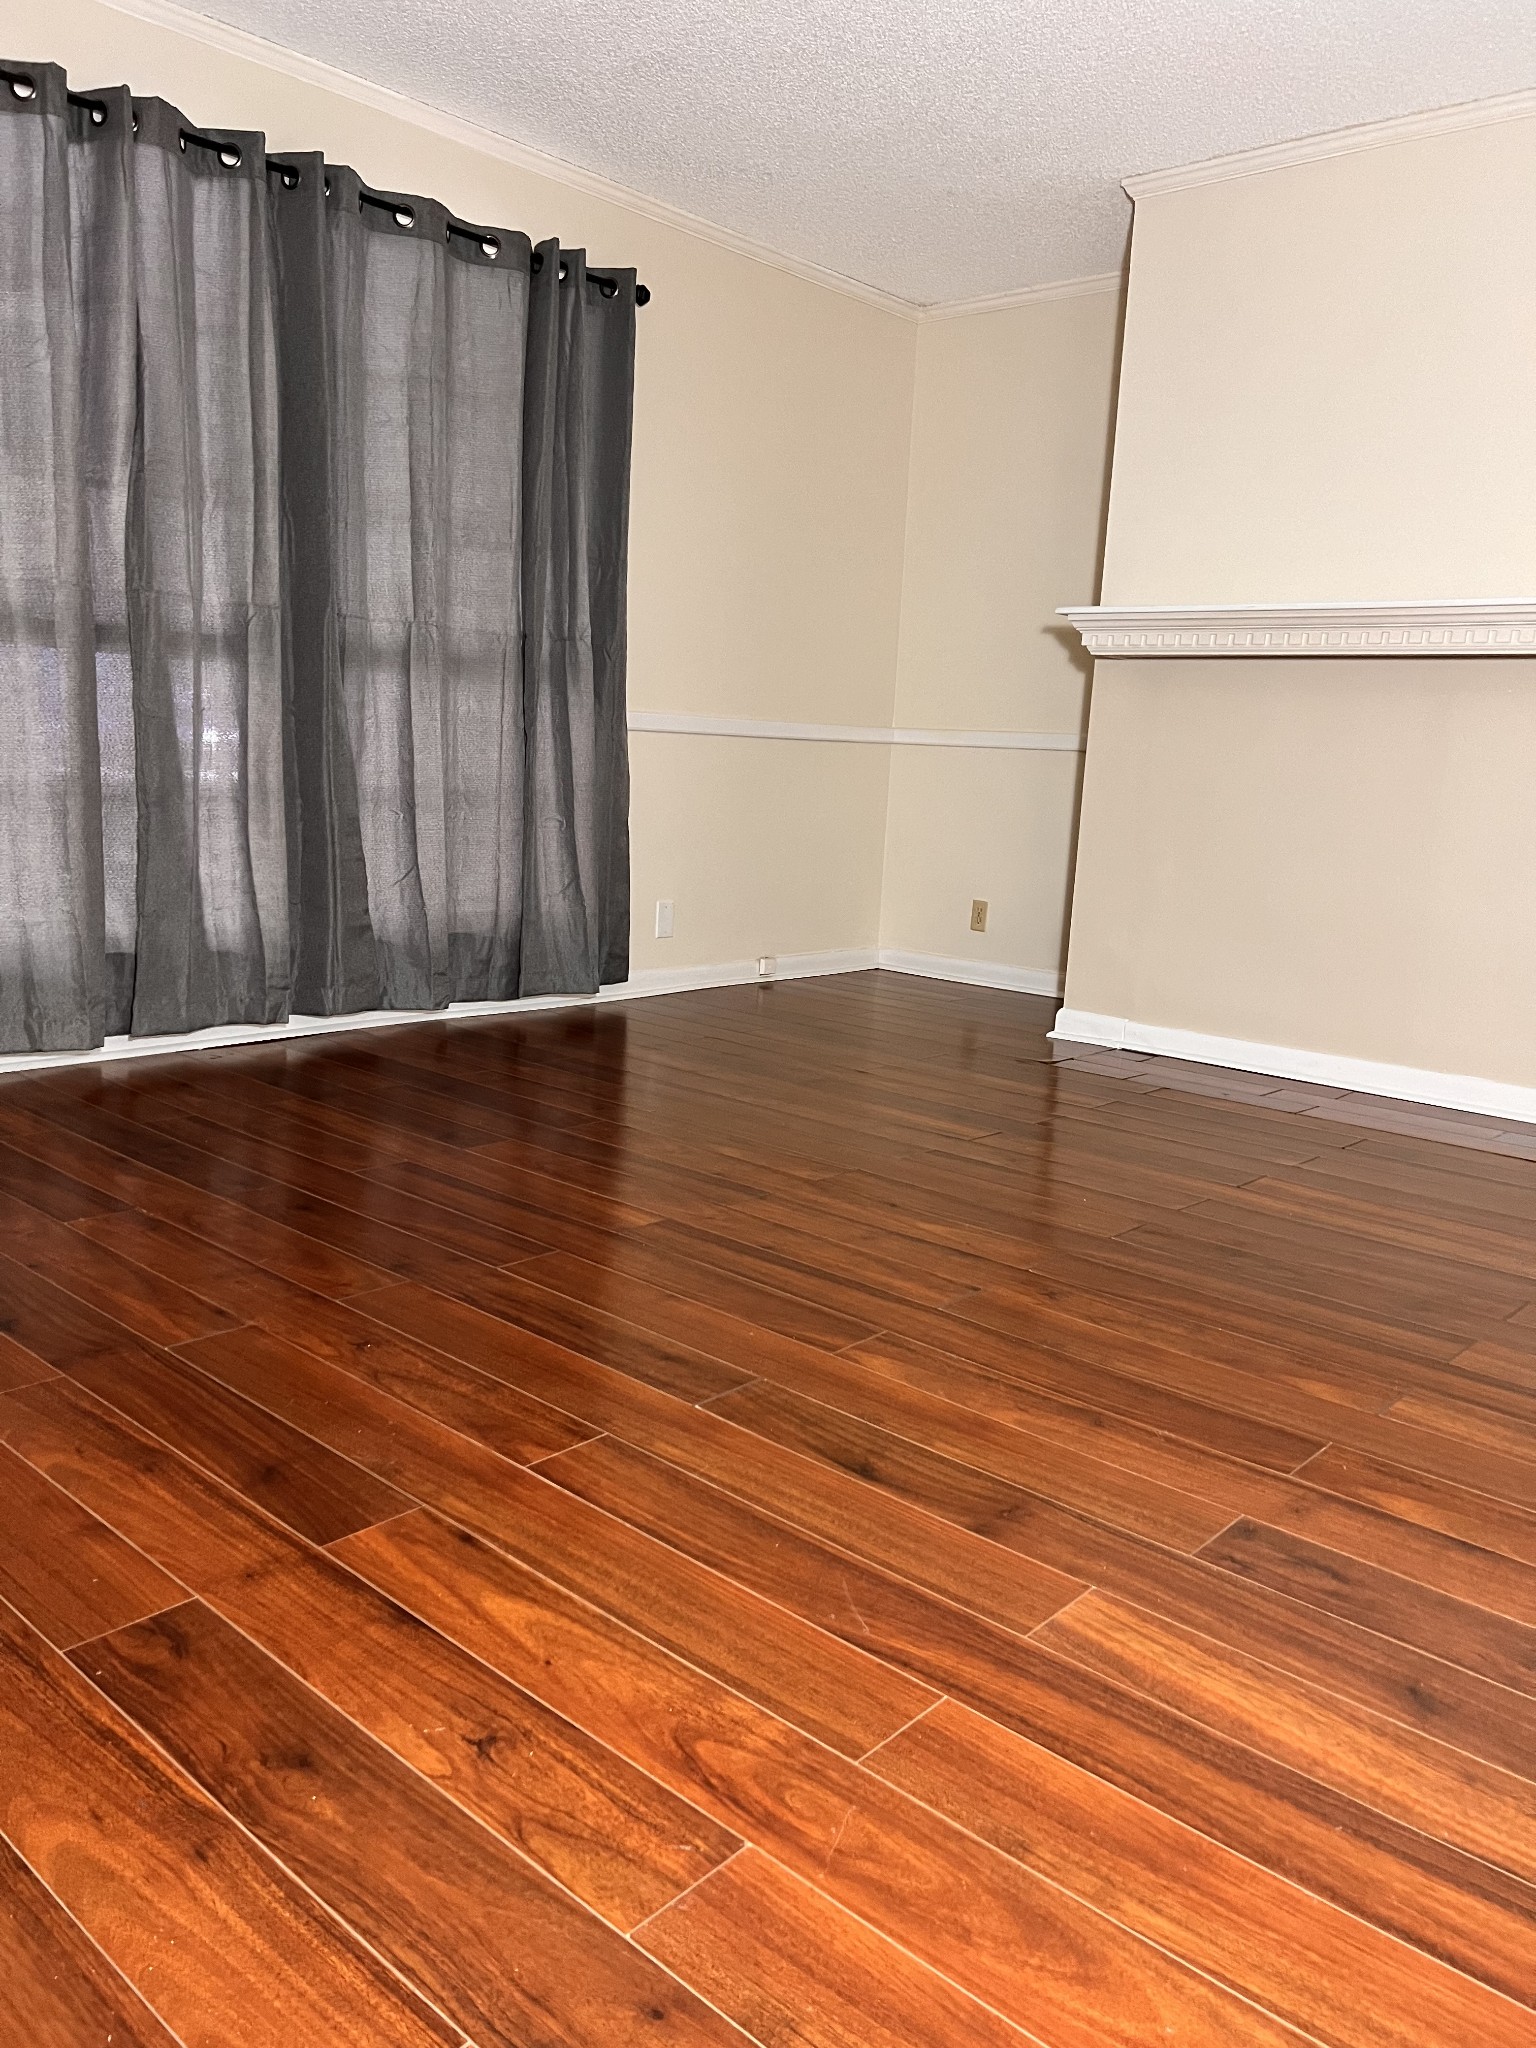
left=1124, top=84, right=1536, bottom=201
left=1051, top=1007, right=1536, bottom=1128
left=919, top=272, right=1123, bottom=322
left=629, top=712, right=1084, bottom=750
left=879, top=951, right=1064, bottom=997
left=95, top=0, right=919, bottom=318
left=1059, top=600, right=1536, bottom=658
left=92, top=0, right=1123, bottom=323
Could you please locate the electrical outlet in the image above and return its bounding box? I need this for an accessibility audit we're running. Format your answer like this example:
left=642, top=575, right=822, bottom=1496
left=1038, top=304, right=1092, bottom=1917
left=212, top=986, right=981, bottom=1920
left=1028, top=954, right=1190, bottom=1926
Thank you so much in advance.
left=655, top=899, right=674, bottom=939
left=757, top=955, right=777, bottom=980
left=970, top=899, right=988, bottom=934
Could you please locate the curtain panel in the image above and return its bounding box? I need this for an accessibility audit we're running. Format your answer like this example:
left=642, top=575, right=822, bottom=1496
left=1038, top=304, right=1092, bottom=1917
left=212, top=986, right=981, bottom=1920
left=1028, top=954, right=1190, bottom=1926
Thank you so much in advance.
left=0, top=60, right=634, bottom=1054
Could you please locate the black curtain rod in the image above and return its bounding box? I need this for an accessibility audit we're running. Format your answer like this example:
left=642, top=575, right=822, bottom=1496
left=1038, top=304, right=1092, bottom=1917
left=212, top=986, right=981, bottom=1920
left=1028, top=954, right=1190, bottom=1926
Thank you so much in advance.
left=0, top=68, right=649, bottom=305
left=267, top=155, right=650, bottom=304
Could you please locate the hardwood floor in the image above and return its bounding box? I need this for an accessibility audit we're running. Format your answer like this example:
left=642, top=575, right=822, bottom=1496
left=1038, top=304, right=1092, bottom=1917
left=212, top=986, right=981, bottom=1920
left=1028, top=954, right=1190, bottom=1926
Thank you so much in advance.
left=2, top=970, right=1535, bottom=2045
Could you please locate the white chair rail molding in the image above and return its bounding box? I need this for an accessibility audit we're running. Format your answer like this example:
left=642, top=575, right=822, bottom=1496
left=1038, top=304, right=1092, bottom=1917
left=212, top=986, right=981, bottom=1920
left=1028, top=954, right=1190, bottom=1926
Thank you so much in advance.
left=1059, top=600, right=1536, bottom=658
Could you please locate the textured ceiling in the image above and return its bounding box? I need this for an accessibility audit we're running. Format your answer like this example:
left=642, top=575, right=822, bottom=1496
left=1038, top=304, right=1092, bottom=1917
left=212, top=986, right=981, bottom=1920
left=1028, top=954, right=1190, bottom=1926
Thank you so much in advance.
left=197, top=0, right=1536, bottom=304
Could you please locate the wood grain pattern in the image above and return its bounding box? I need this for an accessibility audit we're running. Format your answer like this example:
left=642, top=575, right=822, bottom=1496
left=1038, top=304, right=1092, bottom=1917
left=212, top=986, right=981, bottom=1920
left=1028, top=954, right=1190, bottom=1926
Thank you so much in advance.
left=0, top=1595, right=463, bottom=2048
left=3, top=972, right=1535, bottom=2044
left=178, top=1324, right=941, bottom=1759
left=334, top=1509, right=1313, bottom=2047
left=870, top=1697, right=1535, bottom=2048
left=74, top=1601, right=741, bottom=2048
left=0, top=1833, right=182, bottom=2048
left=0, top=1440, right=182, bottom=1647
left=638, top=1846, right=1035, bottom=2048
left=61, top=1339, right=414, bottom=1545
left=1036, top=1588, right=1536, bottom=1887
left=0, top=1374, right=735, bottom=1928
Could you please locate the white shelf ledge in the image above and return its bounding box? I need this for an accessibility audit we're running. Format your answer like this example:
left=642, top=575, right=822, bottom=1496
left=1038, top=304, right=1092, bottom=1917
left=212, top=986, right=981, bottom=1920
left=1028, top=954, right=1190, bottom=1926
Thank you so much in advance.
left=1058, top=601, right=1536, bottom=658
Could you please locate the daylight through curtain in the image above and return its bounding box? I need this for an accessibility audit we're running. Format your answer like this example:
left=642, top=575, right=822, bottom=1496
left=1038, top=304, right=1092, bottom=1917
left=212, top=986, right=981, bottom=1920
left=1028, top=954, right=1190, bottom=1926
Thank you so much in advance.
left=0, top=60, right=635, bottom=1053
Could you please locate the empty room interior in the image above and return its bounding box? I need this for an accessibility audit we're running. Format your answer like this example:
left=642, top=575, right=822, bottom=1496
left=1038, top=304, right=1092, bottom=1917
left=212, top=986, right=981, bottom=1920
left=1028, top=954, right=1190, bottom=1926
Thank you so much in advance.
left=6, top=1, right=1536, bottom=2043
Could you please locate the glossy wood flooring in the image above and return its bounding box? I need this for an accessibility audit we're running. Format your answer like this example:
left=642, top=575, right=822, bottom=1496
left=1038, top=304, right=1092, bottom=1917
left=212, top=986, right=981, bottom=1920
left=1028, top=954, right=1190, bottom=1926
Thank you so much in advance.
left=3, top=971, right=1536, bottom=2047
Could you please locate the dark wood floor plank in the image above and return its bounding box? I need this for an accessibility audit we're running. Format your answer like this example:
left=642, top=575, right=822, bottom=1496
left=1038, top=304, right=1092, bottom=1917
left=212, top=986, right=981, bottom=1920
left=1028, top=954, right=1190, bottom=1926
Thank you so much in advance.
left=77, top=1206, right=606, bottom=1457
left=542, top=1432, right=1536, bottom=2002
left=7, top=973, right=1536, bottom=2045
left=0, top=1094, right=394, bottom=1295
left=29, top=1090, right=501, bottom=1292
left=454, top=1254, right=837, bottom=1393
left=74, top=1601, right=739, bottom=2048
left=1037, top=1588, right=1536, bottom=1887
left=60, top=1340, right=414, bottom=1547
left=1201, top=1519, right=1536, bottom=1695
left=0, top=1135, right=130, bottom=1222
left=187, top=1065, right=664, bottom=1236
left=0, top=1188, right=240, bottom=1349
left=940, top=1258, right=1416, bottom=1410
left=870, top=1698, right=1533, bottom=2048
left=0, top=1595, right=464, bottom=2048
left=0, top=1375, right=313, bottom=1587
left=0, top=1369, right=737, bottom=1934
left=403, top=1265, right=755, bottom=1405
left=334, top=1509, right=1314, bottom=2047
left=80, top=1082, right=551, bottom=1269
left=179, top=1323, right=939, bottom=1758
left=345, top=1278, right=1086, bottom=1634
left=843, top=1325, right=1326, bottom=1474
left=638, top=1847, right=1036, bottom=2048
left=209, top=1544, right=742, bottom=1930
left=0, top=1327, right=58, bottom=1391
left=446, top=1274, right=1231, bottom=1551
left=1216, top=1171, right=1536, bottom=1283
left=693, top=1366, right=1536, bottom=1776
left=1013, top=1236, right=1467, bottom=1371
left=0, top=1440, right=182, bottom=1648
left=658, top=1193, right=1022, bottom=1307
left=0, top=1834, right=185, bottom=2048
left=0, top=1247, right=167, bottom=1372
left=887, top=1280, right=1536, bottom=1511
left=1196, top=1176, right=1536, bottom=1292
left=513, top=1220, right=882, bottom=1349
left=1386, top=1383, right=1536, bottom=1463
left=1294, top=1442, right=1536, bottom=1567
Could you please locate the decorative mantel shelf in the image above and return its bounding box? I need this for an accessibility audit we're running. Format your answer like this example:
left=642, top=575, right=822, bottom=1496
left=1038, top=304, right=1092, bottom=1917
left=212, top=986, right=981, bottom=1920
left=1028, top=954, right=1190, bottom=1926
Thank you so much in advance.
left=1058, top=600, right=1536, bottom=658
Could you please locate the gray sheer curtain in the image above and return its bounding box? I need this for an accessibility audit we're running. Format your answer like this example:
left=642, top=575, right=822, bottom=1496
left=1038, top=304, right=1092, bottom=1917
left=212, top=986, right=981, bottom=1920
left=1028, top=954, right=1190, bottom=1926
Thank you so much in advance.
left=0, top=60, right=635, bottom=1054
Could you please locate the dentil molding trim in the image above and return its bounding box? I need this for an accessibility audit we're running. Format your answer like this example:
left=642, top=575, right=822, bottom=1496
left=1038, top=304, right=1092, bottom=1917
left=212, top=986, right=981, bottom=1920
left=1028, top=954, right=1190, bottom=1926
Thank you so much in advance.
left=1051, top=1007, right=1536, bottom=1128
left=1058, top=601, right=1536, bottom=659
left=629, top=713, right=1084, bottom=749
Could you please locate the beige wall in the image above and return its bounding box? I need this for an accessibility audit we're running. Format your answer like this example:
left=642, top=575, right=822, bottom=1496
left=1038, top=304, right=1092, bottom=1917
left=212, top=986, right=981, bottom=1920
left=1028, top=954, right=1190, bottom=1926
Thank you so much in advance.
left=1067, top=110, right=1536, bottom=1088
left=1102, top=116, right=1536, bottom=604
left=632, top=735, right=892, bottom=969
left=1067, top=658, right=1536, bottom=1083
left=26, top=0, right=916, bottom=980
left=878, top=286, right=1122, bottom=980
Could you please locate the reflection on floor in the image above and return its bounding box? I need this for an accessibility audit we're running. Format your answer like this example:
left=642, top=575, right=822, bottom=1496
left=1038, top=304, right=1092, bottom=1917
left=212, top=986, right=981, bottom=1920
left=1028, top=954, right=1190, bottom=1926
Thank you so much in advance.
left=2, top=970, right=1534, bottom=2046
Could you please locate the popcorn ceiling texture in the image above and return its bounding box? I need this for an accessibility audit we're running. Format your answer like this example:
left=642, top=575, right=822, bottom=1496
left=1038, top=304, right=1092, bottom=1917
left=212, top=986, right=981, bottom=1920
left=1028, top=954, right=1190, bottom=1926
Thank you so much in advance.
left=200, top=0, right=1536, bottom=303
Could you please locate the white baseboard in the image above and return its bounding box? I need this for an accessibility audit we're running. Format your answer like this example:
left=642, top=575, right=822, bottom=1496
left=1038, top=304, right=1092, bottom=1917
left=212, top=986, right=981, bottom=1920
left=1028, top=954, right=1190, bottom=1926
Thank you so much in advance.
left=0, top=948, right=879, bottom=1075
left=1051, top=1006, right=1536, bottom=1126
left=0, top=947, right=1074, bottom=1075
left=878, top=950, right=1065, bottom=997
left=625, top=947, right=878, bottom=997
